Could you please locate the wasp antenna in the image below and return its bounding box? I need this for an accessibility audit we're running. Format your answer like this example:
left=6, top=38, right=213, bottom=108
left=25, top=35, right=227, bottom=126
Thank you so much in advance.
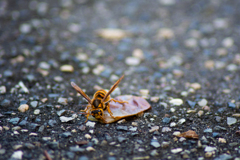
left=102, top=75, right=125, bottom=102
left=71, top=81, right=92, bottom=104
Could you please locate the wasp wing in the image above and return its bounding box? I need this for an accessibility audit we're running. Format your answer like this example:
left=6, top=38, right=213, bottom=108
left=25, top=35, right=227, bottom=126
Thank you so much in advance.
left=102, top=75, right=124, bottom=102
left=71, top=82, right=92, bottom=104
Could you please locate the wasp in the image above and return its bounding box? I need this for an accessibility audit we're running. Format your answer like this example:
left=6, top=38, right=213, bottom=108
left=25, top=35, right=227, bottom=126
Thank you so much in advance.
left=71, top=75, right=128, bottom=123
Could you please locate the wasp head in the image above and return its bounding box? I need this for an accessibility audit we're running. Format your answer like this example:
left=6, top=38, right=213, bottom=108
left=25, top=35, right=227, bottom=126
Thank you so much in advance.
left=91, top=109, right=103, bottom=119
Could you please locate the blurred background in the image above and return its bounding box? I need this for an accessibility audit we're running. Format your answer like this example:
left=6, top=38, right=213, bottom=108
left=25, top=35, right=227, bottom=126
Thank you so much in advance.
left=0, top=0, right=240, bottom=101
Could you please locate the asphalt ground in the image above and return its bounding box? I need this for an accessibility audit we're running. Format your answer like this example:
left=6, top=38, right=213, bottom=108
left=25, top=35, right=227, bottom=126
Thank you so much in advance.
left=0, top=0, right=240, bottom=159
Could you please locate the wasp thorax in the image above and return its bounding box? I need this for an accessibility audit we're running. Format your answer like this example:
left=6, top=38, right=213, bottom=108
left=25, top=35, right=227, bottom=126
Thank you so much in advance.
left=92, top=99, right=101, bottom=108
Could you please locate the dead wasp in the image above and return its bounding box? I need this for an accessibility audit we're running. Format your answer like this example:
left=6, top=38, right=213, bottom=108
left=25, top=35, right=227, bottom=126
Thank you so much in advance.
left=71, top=75, right=127, bottom=123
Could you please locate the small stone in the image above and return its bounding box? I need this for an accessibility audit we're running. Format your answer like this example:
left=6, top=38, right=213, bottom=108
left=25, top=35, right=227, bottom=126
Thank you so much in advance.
left=170, top=122, right=176, bottom=127
left=129, top=126, right=137, bottom=132
left=60, top=116, right=74, bottom=122
left=0, top=86, right=6, bottom=94
left=24, top=143, right=35, bottom=149
left=198, top=110, right=204, bottom=117
left=179, top=137, right=186, bottom=142
left=229, top=142, right=238, bottom=147
left=60, top=65, right=74, bottom=72
left=213, top=18, right=228, bottom=29
left=34, top=109, right=40, bottom=115
left=198, top=99, right=208, bottom=107
left=218, top=138, right=226, bottom=143
left=86, top=121, right=96, bottom=128
left=20, top=23, right=32, bottom=33
left=1, top=99, right=11, bottom=107
left=68, top=23, right=81, bottom=33
left=29, top=132, right=38, bottom=136
left=69, top=146, right=84, bottom=152
left=185, top=38, right=197, bottom=48
left=226, top=64, right=238, bottom=71
left=204, top=128, right=212, bottom=133
left=9, top=117, right=20, bottom=125
left=215, top=116, right=222, bottom=122
left=12, top=126, right=21, bottom=131
left=96, top=28, right=131, bottom=41
left=86, top=146, right=95, bottom=151
left=171, top=148, right=183, bottom=154
left=30, top=101, right=38, bottom=108
left=190, top=83, right=201, bottom=90
left=180, top=91, right=188, bottom=97
left=172, top=69, right=184, bottom=78
left=61, top=132, right=72, bottom=138
left=173, top=131, right=181, bottom=136
left=186, top=100, right=196, bottom=108
left=222, top=37, right=234, bottom=48
left=116, top=126, right=128, bottom=131
left=79, top=156, right=89, bottom=160
left=162, top=127, right=171, bottom=132
left=169, top=98, right=183, bottom=106
left=39, top=61, right=50, bottom=70
left=132, top=122, right=138, bottom=126
left=117, top=136, right=127, bottom=143
left=162, top=117, right=171, bottom=124
left=117, top=119, right=126, bottom=124
left=42, top=137, right=51, bottom=141
left=178, top=118, right=186, bottom=125
left=18, top=104, right=29, bottom=112
left=150, top=150, right=159, bottom=156
left=204, top=60, right=215, bottom=69
left=57, top=97, right=68, bottom=105
left=232, top=113, right=240, bottom=117
left=214, top=126, right=227, bottom=131
left=157, top=28, right=174, bottom=39
left=161, top=141, right=170, bottom=148
left=3, top=70, right=13, bottom=77
left=92, top=64, right=105, bottom=75
left=47, top=142, right=59, bottom=150
left=150, top=97, right=160, bottom=102
left=149, top=126, right=159, bottom=133
left=41, top=98, right=48, bottom=103
left=0, top=149, right=6, bottom=154
left=227, top=102, right=236, bottom=109
left=204, top=146, right=217, bottom=152
left=48, top=120, right=57, bottom=127
left=125, top=57, right=141, bottom=66
left=54, top=76, right=63, bottom=82
left=214, top=154, right=232, bottom=160
left=82, top=67, right=90, bottom=74
left=205, top=152, right=213, bottom=158
left=57, top=110, right=67, bottom=116
left=85, top=134, right=91, bottom=139
left=227, top=117, right=237, bottom=125
left=159, top=0, right=176, bottom=5
left=11, top=150, right=23, bottom=159
left=151, top=141, right=161, bottom=148
left=3, top=126, right=10, bottom=130
left=133, top=48, right=144, bottom=59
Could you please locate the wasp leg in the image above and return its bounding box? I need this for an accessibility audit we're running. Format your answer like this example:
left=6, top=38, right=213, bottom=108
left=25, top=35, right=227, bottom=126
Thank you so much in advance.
left=84, top=113, right=90, bottom=123
left=110, top=99, right=128, bottom=104
left=80, top=105, right=90, bottom=112
left=106, top=104, right=115, bottom=118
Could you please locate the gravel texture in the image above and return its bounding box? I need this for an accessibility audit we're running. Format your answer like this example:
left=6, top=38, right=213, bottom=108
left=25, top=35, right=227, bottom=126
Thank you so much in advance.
left=0, top=0, right=240, bottom=159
